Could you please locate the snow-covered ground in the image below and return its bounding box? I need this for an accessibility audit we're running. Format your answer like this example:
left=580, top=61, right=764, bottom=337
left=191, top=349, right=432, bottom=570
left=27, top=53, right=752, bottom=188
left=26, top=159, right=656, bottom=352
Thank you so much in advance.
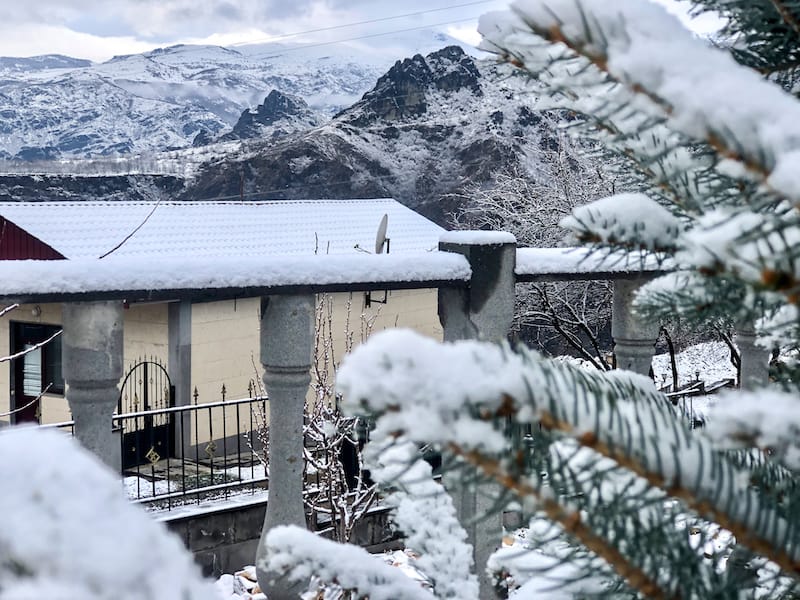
left=215, top=551, right=431, bottom=600
left=651, top=341, right=737, bottom=389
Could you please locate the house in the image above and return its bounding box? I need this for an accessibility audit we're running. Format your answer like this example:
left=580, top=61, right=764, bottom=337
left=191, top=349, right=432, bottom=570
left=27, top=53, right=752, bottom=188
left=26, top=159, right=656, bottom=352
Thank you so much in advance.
left=0, top=200, right=445, bottom=447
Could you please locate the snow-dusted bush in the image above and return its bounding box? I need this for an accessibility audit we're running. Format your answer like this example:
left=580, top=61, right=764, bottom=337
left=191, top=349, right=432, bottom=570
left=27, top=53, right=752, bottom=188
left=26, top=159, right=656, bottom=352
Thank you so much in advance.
left=0, top=427, right=216, bottom=600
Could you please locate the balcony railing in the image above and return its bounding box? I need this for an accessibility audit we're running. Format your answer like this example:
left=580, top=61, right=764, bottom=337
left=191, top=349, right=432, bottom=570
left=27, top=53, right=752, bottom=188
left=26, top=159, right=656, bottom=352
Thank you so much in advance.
left=44, top=396, right=268, bottom=509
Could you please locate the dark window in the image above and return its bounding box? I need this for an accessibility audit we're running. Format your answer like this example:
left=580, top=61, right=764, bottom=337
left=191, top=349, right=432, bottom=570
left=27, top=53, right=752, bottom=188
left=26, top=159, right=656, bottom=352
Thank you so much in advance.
left=43, top=333, right=63, bottom=395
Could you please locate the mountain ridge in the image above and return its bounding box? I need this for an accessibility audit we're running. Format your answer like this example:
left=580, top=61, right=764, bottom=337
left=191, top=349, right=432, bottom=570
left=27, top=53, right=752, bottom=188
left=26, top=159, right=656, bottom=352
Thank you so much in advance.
left=183, top=45, right=550, bottom=226
left=0, top=32, right=466, bottom=161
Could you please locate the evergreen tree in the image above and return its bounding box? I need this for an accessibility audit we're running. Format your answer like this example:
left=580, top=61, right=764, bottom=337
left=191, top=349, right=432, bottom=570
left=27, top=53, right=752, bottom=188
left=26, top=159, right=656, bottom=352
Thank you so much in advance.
left=262, top=2, right=800, bottom=598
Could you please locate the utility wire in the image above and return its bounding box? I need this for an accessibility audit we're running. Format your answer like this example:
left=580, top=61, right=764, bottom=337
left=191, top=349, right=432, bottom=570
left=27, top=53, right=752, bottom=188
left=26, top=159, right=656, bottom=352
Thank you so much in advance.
left=242, top=17, right=483, bottom=58
left=231, top=0, right=496, bottom=47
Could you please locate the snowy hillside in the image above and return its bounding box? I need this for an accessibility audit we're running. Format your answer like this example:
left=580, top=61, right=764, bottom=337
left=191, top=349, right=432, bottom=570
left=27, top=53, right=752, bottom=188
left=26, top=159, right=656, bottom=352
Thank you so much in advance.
left=185, top=46, right=553, bottom=225
left=0, top=31, right=464, bottom=161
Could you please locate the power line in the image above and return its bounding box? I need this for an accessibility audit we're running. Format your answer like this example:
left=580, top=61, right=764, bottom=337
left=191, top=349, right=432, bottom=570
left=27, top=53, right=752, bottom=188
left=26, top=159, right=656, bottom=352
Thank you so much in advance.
left=230, top=1, right=495, bottom=47
left=243, top=17, right=484, bottom=59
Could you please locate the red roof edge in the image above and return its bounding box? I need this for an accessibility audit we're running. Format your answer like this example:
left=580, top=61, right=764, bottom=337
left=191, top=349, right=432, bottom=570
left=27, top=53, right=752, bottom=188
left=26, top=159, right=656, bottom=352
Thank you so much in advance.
left=0, top=217, right=66, bottom=260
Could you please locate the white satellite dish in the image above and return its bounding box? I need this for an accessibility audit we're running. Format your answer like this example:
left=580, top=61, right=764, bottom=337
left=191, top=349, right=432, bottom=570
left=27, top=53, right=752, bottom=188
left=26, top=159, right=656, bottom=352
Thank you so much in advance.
left=367, top=214, right=390, bottom=307
left=375, top=213, right=390, bottom=254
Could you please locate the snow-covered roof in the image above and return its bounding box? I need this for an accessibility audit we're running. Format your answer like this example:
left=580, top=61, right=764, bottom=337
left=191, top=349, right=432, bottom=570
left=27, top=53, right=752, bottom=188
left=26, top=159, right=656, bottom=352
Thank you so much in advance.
left=0, top=199, right=444, bottom=260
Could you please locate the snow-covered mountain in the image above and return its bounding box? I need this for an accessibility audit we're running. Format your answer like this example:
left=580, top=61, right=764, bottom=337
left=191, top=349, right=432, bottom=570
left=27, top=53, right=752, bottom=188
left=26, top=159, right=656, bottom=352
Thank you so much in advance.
left=0, top=41, right=556, bottom=228
left=0, top=31, right=464, bottom=161
left=184, top=46, right=551, bottom=225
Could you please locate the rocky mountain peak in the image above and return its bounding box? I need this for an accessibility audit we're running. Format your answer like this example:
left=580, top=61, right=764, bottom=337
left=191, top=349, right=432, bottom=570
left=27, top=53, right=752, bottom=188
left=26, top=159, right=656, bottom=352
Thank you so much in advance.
left=343, top=45, right=483, bottom=125
left=200, top=89, right=322, bottom=145
left=256, top=90, right=312, bottom=124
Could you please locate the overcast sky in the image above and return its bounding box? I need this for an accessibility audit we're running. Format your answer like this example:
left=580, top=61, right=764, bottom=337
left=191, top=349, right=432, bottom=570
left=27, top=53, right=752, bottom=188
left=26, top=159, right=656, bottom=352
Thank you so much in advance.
left=0, top=0, right=723, bottom=63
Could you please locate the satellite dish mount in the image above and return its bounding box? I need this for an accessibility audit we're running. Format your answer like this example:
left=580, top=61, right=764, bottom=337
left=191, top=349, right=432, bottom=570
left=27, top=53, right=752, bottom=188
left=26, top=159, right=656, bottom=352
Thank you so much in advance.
left=366, top=214, right=390, bottom=308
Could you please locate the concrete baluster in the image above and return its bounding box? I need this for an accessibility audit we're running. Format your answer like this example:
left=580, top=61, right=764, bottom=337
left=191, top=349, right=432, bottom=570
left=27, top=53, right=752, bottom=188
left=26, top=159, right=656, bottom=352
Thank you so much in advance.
left=62, top=301, right=124, bottom=472
left=735, top=321, right=770, bottom=390
left=438, top=231, right=516, bottom=600
left=255, top=294, right=315, bottom=599
left=612, top=278, right=660, bottom=376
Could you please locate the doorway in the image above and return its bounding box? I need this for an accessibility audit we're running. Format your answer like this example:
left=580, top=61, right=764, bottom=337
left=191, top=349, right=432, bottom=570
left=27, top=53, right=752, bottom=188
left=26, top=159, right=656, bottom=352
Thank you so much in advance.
left=10, top=322, right=63, bottom=424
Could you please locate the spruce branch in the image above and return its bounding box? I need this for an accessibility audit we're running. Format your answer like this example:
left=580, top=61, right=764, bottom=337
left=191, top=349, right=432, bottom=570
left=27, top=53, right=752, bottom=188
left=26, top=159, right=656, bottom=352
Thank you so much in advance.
left=768, top=0, right=800, bottom=38
left=339, top=331, right=800, bottom=589
left=448, top=442, right=673, bottom=600
left=485, top=1, right=800, bottom=201
left=536, top=408, right=800, bottom=577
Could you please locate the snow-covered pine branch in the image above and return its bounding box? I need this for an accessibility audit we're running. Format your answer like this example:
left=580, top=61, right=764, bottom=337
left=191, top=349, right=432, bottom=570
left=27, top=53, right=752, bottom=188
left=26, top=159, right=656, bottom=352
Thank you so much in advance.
left=337, top=330, right=800, bottom=595
left=480, top=0, right=800, bottom=311
left=560, top=192, right=683, bottom=253
left=367, top=440, right=479, bottom=600
left=705, top=390, right=800, bottom=472
left=0, top=428, right=216, bottom=600
left=261, top=525, right=436, bottom=600
left=479, top=0, right=800, bottom=199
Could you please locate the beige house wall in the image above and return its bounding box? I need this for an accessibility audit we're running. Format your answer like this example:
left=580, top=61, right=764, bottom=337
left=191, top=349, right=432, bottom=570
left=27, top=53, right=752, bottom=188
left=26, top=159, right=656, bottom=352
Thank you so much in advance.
left=0, top=291, right=441, bottom=448
left=0, top=302, right=169, bottom=427
left=189, top=289, right=442, bottom=445
left=191, top=289, right=442, bottom=405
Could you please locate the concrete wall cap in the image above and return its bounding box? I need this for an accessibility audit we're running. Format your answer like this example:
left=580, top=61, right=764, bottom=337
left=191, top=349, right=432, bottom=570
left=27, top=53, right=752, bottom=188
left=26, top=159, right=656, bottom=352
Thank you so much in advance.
left=439, top=231, right=516, bottom=246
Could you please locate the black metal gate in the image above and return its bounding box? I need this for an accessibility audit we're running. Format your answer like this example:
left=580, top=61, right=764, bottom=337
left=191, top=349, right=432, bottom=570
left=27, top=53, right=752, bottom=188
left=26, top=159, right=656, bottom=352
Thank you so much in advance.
left=118, top=358, right=175, bottom=470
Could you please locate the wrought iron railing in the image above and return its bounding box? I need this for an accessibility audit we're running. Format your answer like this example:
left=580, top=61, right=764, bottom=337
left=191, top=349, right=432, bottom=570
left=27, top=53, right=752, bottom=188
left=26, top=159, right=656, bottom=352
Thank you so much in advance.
left=44, top=395, right=269, bottom=510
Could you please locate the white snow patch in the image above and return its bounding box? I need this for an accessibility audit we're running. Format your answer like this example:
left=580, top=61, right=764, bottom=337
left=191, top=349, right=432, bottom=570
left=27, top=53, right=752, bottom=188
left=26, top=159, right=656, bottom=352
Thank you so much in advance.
left=0, top=426, right=216, bottom=600
left=0, top=252, right=470, bottom=297
left=262, top=525, right=436, bottom=600
left=516, top=246, right=667, bottom=277
left=560, top=193, right=683, bottom=251
left=439, top=230, right=517, bottom=245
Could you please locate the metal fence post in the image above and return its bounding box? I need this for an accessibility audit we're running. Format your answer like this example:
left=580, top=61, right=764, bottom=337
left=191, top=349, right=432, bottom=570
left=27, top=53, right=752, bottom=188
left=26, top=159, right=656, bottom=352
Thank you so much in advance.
left=255, top=294, right=315, bottom=599
left=62, top=301, right=124, bottom=472
left=438, top=231, right=516, bottom=600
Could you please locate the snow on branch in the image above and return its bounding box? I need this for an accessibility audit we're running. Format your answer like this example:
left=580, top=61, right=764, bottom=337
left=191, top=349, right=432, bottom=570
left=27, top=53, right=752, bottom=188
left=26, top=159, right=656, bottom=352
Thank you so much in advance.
left=261, top=525, right=436, bottom=600
left=367, top=440, right=478, bottom=600
left=489, top=498, right=645, bottom=597
left=337, top=330, right=800, bottom=582
left=478, top=0, right=800, bottom=202
left=679, top=207, right=800, bottom=284
left=705, top=390, right=800, bottom=472
left=560, top=193, right=683, bottom=252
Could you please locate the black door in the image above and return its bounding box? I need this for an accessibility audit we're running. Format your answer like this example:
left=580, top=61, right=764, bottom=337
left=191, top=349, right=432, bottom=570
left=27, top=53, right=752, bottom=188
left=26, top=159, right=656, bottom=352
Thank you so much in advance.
left=10, top=322, right=63, bottom=424
left=118, top=359, right=175, bottom=469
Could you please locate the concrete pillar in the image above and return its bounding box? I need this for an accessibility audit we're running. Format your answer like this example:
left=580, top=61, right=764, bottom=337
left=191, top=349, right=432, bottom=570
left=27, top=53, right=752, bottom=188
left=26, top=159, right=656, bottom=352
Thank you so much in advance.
left=735, top=321, right=770, bottom=390
left=439, top=232, right=516, bottom=343
left=255, top=294, right=314, bottom=599
left=725, top=323, right=764, bottom=593
left=438, top=232, right=516, bottom=600
left=62, top=301, right=124, bottom=472
left=168, top=300, right=192, bottom=458
left=612, top=278, right=659, bottom=376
